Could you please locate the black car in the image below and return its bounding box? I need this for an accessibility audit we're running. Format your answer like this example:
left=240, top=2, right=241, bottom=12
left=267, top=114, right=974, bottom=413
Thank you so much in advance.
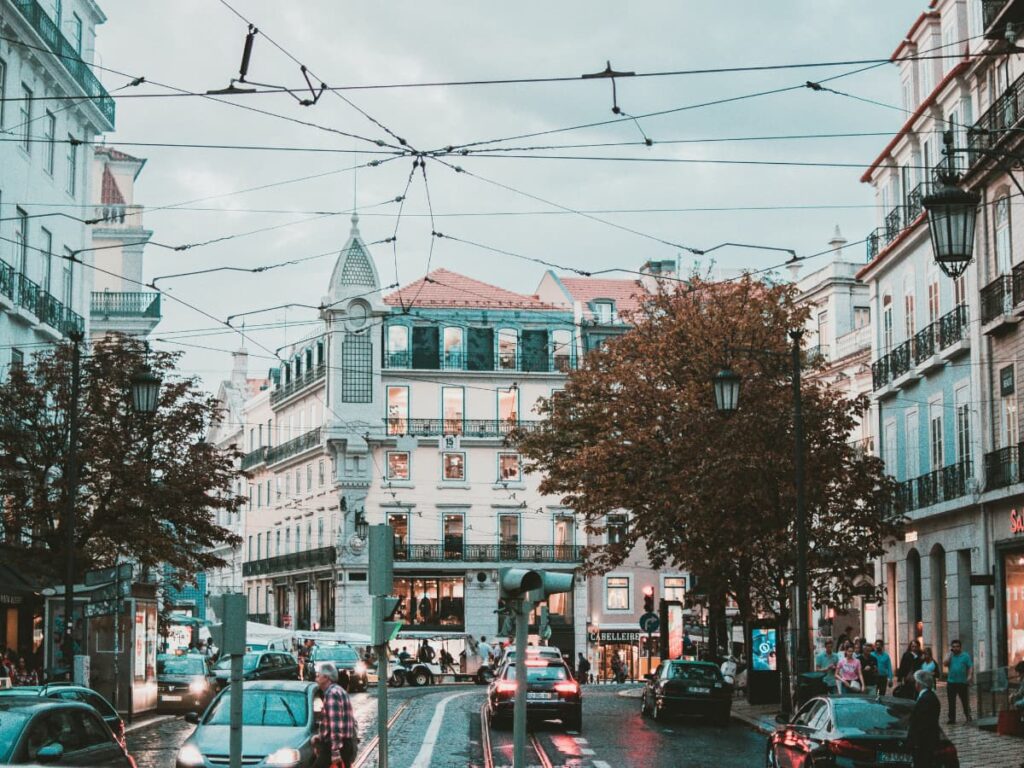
left=487, top=660, right=582, bottom=731
left=640, top=660, right=731, bottom=724
left=303, top=645, right=368, bottom=692
left=176, top=681, right=321, bottom=768
left=157, top=654, right=217, bottom=713
left=0, top=696, right=136, bottom=766
left=212, top=651, right=300, bottom=689
left=0, top=683, right=126, bottom=745
left=766, top=695, right=960, bottom=767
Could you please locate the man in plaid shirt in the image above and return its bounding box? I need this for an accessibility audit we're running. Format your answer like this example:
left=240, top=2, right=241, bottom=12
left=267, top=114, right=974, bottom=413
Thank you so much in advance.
left=314, top=662, right=357, bottom=767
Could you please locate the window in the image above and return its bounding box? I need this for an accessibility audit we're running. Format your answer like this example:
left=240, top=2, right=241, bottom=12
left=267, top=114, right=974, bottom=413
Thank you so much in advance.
left=275, top=530, right=282, bottom=555
left=498, top=453, right=521, bottom=481
left=248, top=486, right=253, bottom=511
left=882, top=294, right=893, bottom=352
left=904, top=291, right=916, bottom=345
left=996, top=195, right=1012, bottom=274
left=442, top=452, right=465, bottom=481
left=275, top=476, right=282, bottom=500
left=257, top=533, right=262, bottom=559
left=443, top=327, right=464, bottom=368
left=265, top=480, right=271, bottom=504
left=10, top=349, right=24, bottom=372
left=498, top=328, right=518, bottom=370
left=387, top=325, right=409, bottom=367
left=816, top=310, right=830, bottom=349
left=296, top=525, right=301, bottom=552
left=15, top=208, right=28, bottom=274
left=318, top=459, right=325, bottom=486
left=0, top=58, right=6, bottom=127
left=19, top=84, right=31, bottom=152
left=443, top=514, right=464, bottom=559
left=552, top=329, right=572, bottom=372
left=257, top=484, right=262, bottom=508
left=44, top=111, right=55, bottom=174
left=955, top=386, right=971, bottom=462
left=285, top=528, right=291, bottom=554
left=387, top=451, right=410, bottom=481
left=663, top=576, right=686, bottom=603
left=499, top=514, right=519, bottom=551
left=954, top=273, right=967, bottom=308
left=392, top=576, right=464, bottom=629
left=905, top=409, right=919, bottom=481
left=606, top=576, right=630, bottom=610
left=929, top=402, right=944, bottom=470
left=927, top=276, right=940, bottom=324
left=593, top=301, right=614, bottom=323
left=267, top=419, right=273, bottom=447
left=306, top=463, right=312, bottom=490
left=554, top=516, right=573, bottom=555
left=62, top=249, right=73, bottom=305
left=389, top=513, right=409, bottom=559
left=285, top=473, right=291, bottom=498
left=498, top=387, right=518, bottom=424
left=386, top=386, right=408, bottom=435
left=442, top=387, right=464, bottom=435
left=71, top=13, right=82, bottom=54
left=295, top=469, right=302, bottom=495
left=317, top=518, right=324, bottom=548
left=607, top=514, right=627, bottom=545
left=248, top=536, right=253, bottom=560
left=66, top=135, right=77, bottom=195
left=1001, top=382, right=1018, bottom=449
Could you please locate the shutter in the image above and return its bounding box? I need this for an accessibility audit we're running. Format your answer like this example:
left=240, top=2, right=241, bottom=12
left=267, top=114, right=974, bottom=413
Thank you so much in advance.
left=467, top=327, right=494, bottom=371
left=521, top=330, right=549, bottom=372
left=411, top=327, right=440, bottom=369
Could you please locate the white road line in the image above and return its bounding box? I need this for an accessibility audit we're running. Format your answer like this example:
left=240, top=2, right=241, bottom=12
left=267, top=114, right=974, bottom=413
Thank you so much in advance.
left=592, top=761, right=613, bottom=768
left=580, top=748, right=596, bottom=755
left=125, top=714, right=177, bottom=732
left=572, top=737, right=588, bottom=744
left=408, top=690, right=475, bottom=768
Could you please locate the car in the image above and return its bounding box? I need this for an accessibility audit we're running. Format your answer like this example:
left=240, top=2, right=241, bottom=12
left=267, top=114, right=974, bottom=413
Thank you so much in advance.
left=0, top=683, right=126, bottom=745
left=176, top=681, right=322, bottom=768
left=640, top=660, right=732, bottom=724
left=303, top=644, right=368, bottom=692
left=157, top=654, right=217, bottom=713
left=766, top=695, right=960, bottom=767
left=487, top=659, right=582, bottom=732
left=493, top=646, right=564, bottom=679
left=211, top=651, right=300, bottom=690
left=0, top=695, right=136, bottom=766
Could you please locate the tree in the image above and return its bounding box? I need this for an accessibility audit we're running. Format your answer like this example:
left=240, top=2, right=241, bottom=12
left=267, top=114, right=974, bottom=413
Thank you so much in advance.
left=515, top=275, right=900, bottom=711
left=0, top=334, right=243, bottom=587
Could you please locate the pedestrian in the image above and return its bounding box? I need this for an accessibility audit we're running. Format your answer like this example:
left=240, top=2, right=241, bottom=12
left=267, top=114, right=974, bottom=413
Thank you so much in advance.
left=943, top=639, right=973, bottom=723
left=896, top=640, right=922, bottom=698
left=12, top=657, right=39, bottom=687
left=855, top=638, right=877, bottom=691
left=835, top=643, right=864, bottom=695
left=418, top=639, right=436, bottom=665
left=919, top=647, right=938, bottom=676
left=477, top=636, right=493, bottom=667
left=576, top=652, right=591, bottom=684
left=398, top=646, right=411, bottom=666
left=313, top=662, right=357, bottom=768
left=906, top=669, right=941, bottom=768
left=814, top=640, right=839, bottom=673
left=610, top=653, right=622, bottom=684
left=871, top=639, right=893, bottom=696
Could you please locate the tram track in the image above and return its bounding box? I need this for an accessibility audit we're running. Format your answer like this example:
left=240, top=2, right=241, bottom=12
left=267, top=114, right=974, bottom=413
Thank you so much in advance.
left=352, top=699, right=412, bottom=768
left=479, top=701, right=555, bottom=768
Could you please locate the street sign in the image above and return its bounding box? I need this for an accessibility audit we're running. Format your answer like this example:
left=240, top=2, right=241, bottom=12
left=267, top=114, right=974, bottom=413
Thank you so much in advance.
left=89, top=581, right=132, bottom=602
left=640, top=612, right=660, bottom=633
left=84, top=564, right=133, bottom=587
left=84, top=600, right=126, bottom=618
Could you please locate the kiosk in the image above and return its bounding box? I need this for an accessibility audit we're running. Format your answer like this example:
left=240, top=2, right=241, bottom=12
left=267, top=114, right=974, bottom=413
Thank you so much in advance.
left=747, top=620, right=780, bottom=705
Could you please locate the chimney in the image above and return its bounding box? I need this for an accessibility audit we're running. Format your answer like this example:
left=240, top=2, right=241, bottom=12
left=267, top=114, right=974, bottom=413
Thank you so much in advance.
left=231, top=347, right=249, bottom=389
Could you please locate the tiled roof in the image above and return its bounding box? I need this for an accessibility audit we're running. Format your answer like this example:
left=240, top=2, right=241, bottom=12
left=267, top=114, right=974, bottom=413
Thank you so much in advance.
left=95, top=145, right=142, bottom=163
left=559, top=276, right=645, bottom=318
left=384, top=268, right=560, bottom=310
left=100, top=166, right=125, bottom=205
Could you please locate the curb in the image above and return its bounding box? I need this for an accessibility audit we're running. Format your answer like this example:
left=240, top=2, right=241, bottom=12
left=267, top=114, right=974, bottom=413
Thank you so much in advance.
left=126, top=714, right=178, bottom=733
left=731, top=710, right=773, bottom=735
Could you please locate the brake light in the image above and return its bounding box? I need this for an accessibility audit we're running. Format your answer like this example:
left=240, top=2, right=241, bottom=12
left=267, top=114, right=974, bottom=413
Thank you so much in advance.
left=934, top=743, right=958, bottom=762
left=525, top=660, right=548, bottom=667
left=495, top=680, right=517, bottom=695
left=554, top=682, right=579, bottom=695
left=827, top=739, right=875, bottom=759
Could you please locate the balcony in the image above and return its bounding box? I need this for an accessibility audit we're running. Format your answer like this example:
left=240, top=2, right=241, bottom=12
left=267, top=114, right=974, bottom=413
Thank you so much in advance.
left=871, top=355, right=891, bottom=391
left=1, top=261, right=83, bottom=337
left=894, top=460, right=974, bottom=513
left=980, top=275, right=1019, bottom=331
left=91, top=291, right=161, bottom=319
left=240, top=447, right=269, bottom=471
left=242, top=546, right=336, bottom=577
left=984, top=445, right=1020, bottom=490
left=266, top=427, right=321, bottom=466
left=968, top=65, right=1024, bottom=162
left=889, top=340, right=914, bottom=382
left=92, top=204, right=144, bottom=230
left=982, top=0, right=1024, bottom=39
left=912, top=324, right=936, bottom=366
left=383, top=349, right=574, bottom=373
left=270, top=363, right=326, bottom=407
left=833, top=325, right=871, bottom=360
left=864, top=182, right=934, bottom=262
left=938, top=304, right=970, bottom=353
left=12, top=0, right=115, bottom=126
left=394, top=543, right=582, bottom=563
left=383, top=418, right=544, bottom=438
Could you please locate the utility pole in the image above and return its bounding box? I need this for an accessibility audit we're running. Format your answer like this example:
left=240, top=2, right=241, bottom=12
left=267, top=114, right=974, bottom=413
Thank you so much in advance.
left=512, top=597, right=530, bottom=768
left=63, top=330, right=83, bottom=679
left=368, top=525, right=401, bottom=768
left=790, top=328, right=810, bottom=678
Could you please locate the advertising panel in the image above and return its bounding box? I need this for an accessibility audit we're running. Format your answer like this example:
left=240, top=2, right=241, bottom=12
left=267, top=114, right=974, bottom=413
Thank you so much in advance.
left=751, top=626, right=778, bottom=671
left=666, top=602, right=683, bottom=660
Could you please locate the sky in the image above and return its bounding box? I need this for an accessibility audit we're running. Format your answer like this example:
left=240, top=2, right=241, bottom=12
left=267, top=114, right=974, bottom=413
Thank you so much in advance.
left=90, top=0, right=925, bottom=389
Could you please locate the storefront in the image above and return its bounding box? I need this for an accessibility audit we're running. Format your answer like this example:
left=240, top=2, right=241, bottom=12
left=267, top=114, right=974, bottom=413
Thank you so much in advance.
left=997, top=505, right=1024, bottom=668
left=0, top=562, right=44, bottom=662
left=393, top=576, right=465, bottom=630
left=594, top=629, right=641, bottom=682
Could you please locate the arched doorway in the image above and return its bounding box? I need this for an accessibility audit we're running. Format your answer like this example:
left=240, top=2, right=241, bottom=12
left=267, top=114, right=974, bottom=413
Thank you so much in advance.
left=929, top=544, right=947, bottom=658
left=906, top=549, right=923, bottom=646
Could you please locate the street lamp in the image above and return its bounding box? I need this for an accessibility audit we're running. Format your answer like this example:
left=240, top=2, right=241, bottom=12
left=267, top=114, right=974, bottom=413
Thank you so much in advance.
left=712, top=368, right=741, bottom=414
left=922, top=173, right=980, bottom=280
left=130, top=363, right=162, bottom=414
left=355, top=510, right=369, bottom=540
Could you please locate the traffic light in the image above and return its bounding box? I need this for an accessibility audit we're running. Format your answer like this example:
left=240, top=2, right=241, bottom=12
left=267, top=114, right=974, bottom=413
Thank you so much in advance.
left=538, top=605, right=551, bottom=642
left=527, top=571, right=575, bottom=603
left=643, top=585, right=655, bottom=614
left=499, top=568, right=543, bottom=599
left=371, top=595, right=403, bottom=645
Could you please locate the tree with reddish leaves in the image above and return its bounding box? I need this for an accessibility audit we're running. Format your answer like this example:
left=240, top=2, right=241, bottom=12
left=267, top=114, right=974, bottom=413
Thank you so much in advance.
left=515, top=275, right=899, bottom=711
left=0, top=334, right=243, bottom=590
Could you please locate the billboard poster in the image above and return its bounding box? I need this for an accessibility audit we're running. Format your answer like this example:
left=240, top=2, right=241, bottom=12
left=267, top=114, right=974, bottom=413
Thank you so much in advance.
left=48, top=601, right=86, bottom=673
left=666, top=602, right=683, bottom=660
left=752, top=627, right=778, bottom=671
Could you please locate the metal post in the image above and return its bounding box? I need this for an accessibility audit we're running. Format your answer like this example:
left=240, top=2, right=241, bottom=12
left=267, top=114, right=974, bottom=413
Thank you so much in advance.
left=790, top=328, right=810, bottom=678
left=112, top=556, right=120, bottom=715
left=63, top=330, right=83, bottom=679
left=512, top=598, right=530, bottom=768
left=374, top=596, right=389, bottom=768
left=229, top=653, right=242, bottom=768
left=647, top=630, right=653, bottom=677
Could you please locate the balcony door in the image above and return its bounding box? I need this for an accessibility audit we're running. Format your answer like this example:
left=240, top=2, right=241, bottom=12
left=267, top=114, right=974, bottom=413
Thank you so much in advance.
left=499, top=514, right=519, bottom=559
left=443, top=514, right=464, bottom=560
left=554, top=516, right=574, bottom=561
left=390, top=513, right=410, bottom=560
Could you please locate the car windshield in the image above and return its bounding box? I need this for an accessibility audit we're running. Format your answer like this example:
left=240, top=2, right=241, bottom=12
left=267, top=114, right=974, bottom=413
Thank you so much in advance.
left=215, top=654, right=261, bottom=672
left=0, top=707, right=30, bottom=762
left=833, top=700, right=914, bottom=735
left=158, top=657, right=207, bottom=676
left=667, top=664, right=722, bottom=683
left=315, top=646, right=358, bottom=663
left=504, top=664, right=569, bottom=682
left=205, top=691, right=308, bottom=727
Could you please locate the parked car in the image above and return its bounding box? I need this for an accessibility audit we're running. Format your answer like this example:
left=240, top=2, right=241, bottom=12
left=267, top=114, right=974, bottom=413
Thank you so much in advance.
left=0, top=683, right=125, bottom=745
left=0, top=695, right=136, bottom=766
left=303, top=645, right=368, bottom=692
left=766, top=695, right=960, bottom=767
left=487, top=659, right=582, bottom=731
left=157, top=654, right=217, bottom=713
left=176, top=681, right=321, bottom=768
left=211, top=651, right=299, bottom=690
left=640, top=660, right=732, bottom=725
left=494, top=646, right=564, bottom=678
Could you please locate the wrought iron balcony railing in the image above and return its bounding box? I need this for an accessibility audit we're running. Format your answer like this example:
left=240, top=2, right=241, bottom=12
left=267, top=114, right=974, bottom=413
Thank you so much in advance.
left=894, top=460, right=973, bottom=513
left=91, top=291, right=161, bottom=318
left=393, top=543, right=582, bottom=563
left=889, top=340, right=913, bottom=379
left=270, top=363, right=326, bottom=406
left=266, top=427, right=321, bottom=465
left=981, top=274, right=1014, bottom=324
left=968, top=63, right=1024, bottom=165
left=12, top=0, right=115, bottom=125
left=6, top=268, right=82, bottom=337
left=984, top=445, right=1020, bottom=490
left=984, top=0, right=1010, bottom=29
left=383, top=418, right=544, bottom=438
left=864, top=181, right=937, bottom=262
left=0, top=260, right=14, bottom=304
left=938, top=304, right=969, bottom=349
left=383, top=348, right=575, bottom=373
left=242, top=546, right=336, bottom=577
left=912, top=324, right=936, bottom=365
left=241, top=447, right=269, bottom=471
left=871, top=354, right=891, bottom=391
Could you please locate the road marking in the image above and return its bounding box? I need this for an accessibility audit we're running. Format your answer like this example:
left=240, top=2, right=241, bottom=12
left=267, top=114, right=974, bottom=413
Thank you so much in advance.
left=593, top=762, right=612, bottom=768
left=572, top=736, right=588, bottom=744
left=409, top=691, right=475, bottom=768
left=125, top=714, right=177, bottom=732
left=352, top=700, right=411, bottom=768
left=580, top=748, right=596, bottom=755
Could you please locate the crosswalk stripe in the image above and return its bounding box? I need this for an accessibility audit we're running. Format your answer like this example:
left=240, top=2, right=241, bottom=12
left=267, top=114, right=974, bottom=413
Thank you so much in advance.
left=593, top=761, right=612, bottom=768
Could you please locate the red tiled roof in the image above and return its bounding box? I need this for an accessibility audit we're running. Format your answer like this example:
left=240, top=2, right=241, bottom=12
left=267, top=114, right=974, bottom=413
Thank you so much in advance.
left=100, top=166, right=125, bottom=205
left=384, top=268, right=560, bottom=310
left=558, top=276, right=645, bottom=318
left=95, top=145, right=141, bottom=163
left=890, top=11, right=939, bottom=62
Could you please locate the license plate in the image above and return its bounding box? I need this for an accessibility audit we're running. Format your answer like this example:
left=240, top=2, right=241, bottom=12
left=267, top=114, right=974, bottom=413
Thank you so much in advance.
left=877, top=752, right=912, bottom=764
left=161, top=695, right=182, bottom=702
left=527, top=692, right=553, bottom=700
left=690, top=687, right=710, bottom=694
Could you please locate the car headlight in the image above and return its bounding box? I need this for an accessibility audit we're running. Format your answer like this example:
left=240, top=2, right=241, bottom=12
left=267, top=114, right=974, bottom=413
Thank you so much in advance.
left=189, top=678, right=209, bottom=695
left=177, top=744, right=204, bottom=766
left=354, top=661, right=367, bottom=675
left=266, top=747, right=301, bottom=766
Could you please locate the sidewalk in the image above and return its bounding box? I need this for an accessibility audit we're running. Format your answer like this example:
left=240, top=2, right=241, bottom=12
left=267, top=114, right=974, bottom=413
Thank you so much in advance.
left=731, top=696, right=1023, bottom=768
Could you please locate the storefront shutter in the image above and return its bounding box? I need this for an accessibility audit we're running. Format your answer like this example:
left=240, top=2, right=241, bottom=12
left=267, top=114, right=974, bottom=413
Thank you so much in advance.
left=411, top=326, right=440, bottom=369
left=467, top=327, right=494, bottom=371
left=521, top=329, right=549, bottom=372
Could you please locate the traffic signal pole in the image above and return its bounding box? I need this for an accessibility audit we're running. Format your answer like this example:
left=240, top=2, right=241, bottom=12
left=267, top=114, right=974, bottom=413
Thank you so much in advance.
left=512, top=598, right=530, bottom=768
left=373, top=596, right=390, bottom=768
left=368, top=525, right=401, bottom=768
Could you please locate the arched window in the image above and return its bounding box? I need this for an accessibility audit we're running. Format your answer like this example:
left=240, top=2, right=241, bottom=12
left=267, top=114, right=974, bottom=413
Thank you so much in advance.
left=882, top=293, right=894, bottom=352
left=906, top=549, right=923, bottom=647
left=929, top=544, right=947, bottom=656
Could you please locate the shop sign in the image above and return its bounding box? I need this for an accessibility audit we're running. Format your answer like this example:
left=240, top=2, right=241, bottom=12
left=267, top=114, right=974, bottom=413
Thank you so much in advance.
left=0, top=593, right=24, bottom=606
left=598, top=630, right=640, bottom=643
left=1002, top=365, right=1016, bottom=396
left=1011, top=508, right=1024, bottom=535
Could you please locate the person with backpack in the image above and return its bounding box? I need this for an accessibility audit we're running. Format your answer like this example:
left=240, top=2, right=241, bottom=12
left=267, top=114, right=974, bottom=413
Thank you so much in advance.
left=576, top=652, right=591, bottom=684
